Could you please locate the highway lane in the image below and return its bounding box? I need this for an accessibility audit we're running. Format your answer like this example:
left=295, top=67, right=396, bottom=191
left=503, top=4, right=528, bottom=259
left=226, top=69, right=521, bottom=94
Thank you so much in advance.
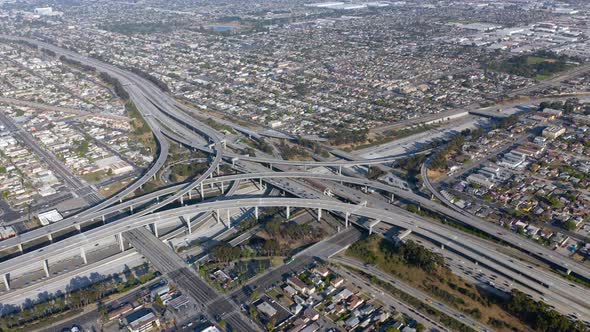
left=4, top=34, right=590, bottom=324
left=419, top=160, right=590, bottom=285
left=331, top=256, right=493, bottom=332
left=2, top=163, right=590, bottom=314
left=324, top=181, right=590, bottom=319
left=77, top=83, right=171, bottom=215
left=0, top=35, right=225, bottom=219
left=2, top=164, right=588, bottom=292
left=1, top=197, right=589, bottom=320
left=0, top=164, right=474, bottom=247
left=165, top=127, right=428, bottom=167
left=3, top=37, right=174, bottom=215
left=0, top=97, right=124, bottom=119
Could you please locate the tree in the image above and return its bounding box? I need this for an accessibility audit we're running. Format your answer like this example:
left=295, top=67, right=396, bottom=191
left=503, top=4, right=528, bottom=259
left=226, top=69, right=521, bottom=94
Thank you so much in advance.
left=262, top=239, right=281, bottom=256
left=212, top=243, right=241, bottom=262
left=415, top=323, right=425, bottom=332
left=249, top=290, right=261, bottom=302
left=565, top=220, right=578, bottom=231
left=264, top=219, right=281, bottom=236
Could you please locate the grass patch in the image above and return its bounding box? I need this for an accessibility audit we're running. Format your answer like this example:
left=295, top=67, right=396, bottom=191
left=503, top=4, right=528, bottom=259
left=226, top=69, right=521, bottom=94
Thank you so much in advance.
left=526, top=56, right=556, bottom=65
left=81, top=170, right=107, bottom=183
left=99, top=179, right=131, bottom=197
left=346, top=235, right=529, bottom=332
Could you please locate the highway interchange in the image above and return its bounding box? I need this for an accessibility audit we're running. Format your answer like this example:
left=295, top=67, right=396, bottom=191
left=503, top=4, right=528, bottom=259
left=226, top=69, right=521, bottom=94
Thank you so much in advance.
left=0, top=35, right=589, bottom=330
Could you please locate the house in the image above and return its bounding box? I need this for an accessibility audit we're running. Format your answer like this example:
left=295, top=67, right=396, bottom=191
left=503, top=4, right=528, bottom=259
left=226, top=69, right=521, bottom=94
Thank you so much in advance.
left=288, top=276, right=314, bottom=295
left=302, top=307, right=319, bottom=321
left=313, top=266, right=330, bottom=278
left=283, top=285, right=297, bottom=297
left=344, top=316, right=360, bottom=330
left=334, top=288, right=354, bottom=302
left=300, top=323, right=320, bottom=332
left=256, top=301, right=277, bottom=319
left=348, top=295, right=364, bottom=310
left=330, top=277, right=344, bottom=288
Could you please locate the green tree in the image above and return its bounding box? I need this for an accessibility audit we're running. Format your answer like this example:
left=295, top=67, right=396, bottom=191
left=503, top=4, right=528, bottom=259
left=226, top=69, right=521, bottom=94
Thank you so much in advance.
left=565, top=220, right=578, bottom=231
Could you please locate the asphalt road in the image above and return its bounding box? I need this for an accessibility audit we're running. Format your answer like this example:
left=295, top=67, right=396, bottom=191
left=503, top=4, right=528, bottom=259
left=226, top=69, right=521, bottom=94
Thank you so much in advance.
left=124, top=227, right=259, bottom=332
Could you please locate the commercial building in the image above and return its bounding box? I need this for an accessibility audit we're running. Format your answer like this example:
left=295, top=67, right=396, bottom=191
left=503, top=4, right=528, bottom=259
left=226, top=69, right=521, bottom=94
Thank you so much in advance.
left=0, top=226, right=16, bottom=240
left=38, top=209, right=64, bottom=226
left=124, top=308, right=160, bottom=332
left=542, top=125, right=566, bottom=139
left=466, top=173, right=495, bottom=189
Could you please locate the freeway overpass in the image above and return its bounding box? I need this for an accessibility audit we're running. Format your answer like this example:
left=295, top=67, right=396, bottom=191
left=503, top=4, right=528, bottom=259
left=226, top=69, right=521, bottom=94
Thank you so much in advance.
left=0, top=170, right=409, bottom=252
left=4, top=162, right=590, bottom=289
left=419, top=159, right=590, bottom=283
left=1, top=196, right=589, bottom=319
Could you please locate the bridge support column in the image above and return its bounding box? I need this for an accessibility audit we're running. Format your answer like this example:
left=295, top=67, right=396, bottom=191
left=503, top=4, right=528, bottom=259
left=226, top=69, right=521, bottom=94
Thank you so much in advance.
left=566, top=269, right=572, bottom=275
left=186, top=216, right=192, bottom=235
left=47, top=233, right=53, bottom=243
left=226, top=209, right=231, bottom=227
left=345, top=212, right=350, bottom=228
left=369, top=220, right=380, bottom=235
left=102, top=215, right=106, bottom=224
left=286, top=206, right=290, bottom=219
left=180, top=195, right=184, bottom=205
left=151, top=222, right=159, bottom=237
left=269, top=163, right=273, bottom=170
left=254, top=206, right=259, bottom=220
left=216, top=209, right=221, bottom=224
left=117, top=233, right=125, bottom=252
left=220, top=181, right=224, bottom=193
left=216, top=164, right=220, bottom=175
left=200, top=182, right=204, bottom=200
left=317, top=208, right=322, bottom=221
left=80, top=247, right=87, bottom=264
left=338, top=165, right=342, bottom=176
left=390, top=193, right=395, bottom=203
left=441, top=244, right=445, bottom=250
left=2, top=273, right=9, bottom=291
left=130, top=205, right=133, bottom=214
left=17, top=243, right=23, bottom=253
left=43, top=259, right=50, bottom=278
left=188, top=191, right=192, bottom=200
left=119, top=197, right=122, bottom=204
left=74, top=224, right=81, bottom=233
